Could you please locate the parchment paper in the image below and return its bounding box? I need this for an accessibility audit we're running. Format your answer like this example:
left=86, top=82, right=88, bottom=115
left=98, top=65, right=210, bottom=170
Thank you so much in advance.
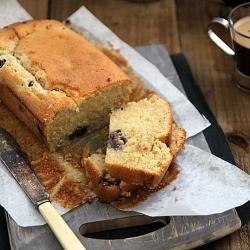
left=0, top=0, right=250, bottom=227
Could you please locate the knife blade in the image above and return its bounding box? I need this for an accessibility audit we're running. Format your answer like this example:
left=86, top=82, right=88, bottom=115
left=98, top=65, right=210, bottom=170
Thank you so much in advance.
left=0, top=128, right=86, bottom=250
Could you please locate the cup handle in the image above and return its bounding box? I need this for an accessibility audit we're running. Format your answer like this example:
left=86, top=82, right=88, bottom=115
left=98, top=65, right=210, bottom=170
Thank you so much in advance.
left=207, top=17, right=235, bottom=58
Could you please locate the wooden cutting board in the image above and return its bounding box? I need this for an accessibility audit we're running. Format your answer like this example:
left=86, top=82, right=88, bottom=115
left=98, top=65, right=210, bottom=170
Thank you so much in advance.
left=5, top=45, right=241, bottom=250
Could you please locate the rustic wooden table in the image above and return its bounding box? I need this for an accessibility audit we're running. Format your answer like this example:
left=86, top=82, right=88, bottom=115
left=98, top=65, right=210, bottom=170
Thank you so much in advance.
left=16, top=0, right=250, bottom=249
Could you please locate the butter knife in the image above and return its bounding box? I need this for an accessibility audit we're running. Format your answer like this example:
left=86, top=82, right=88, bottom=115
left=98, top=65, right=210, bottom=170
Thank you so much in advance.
left=0, top=128, right=86, bottom=250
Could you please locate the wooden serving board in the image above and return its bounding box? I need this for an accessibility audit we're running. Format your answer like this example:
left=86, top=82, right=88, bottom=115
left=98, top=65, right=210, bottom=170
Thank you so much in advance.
left=6, top=45, right=241, bottom=250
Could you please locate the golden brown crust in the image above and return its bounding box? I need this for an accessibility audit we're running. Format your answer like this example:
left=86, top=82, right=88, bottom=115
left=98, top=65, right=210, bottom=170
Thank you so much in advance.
left=170, top=121, right=186, bottom=159
left=106, top=159, right=172, bottom=188
left=119, top=181, right=141, bottom=193
left=12, top=20, right=131, bottom=98
left=0, top=26, right=18, bottom=53
left=112, top=162, right=180, bottom=209
left=0, top=20, right=132, bottom=151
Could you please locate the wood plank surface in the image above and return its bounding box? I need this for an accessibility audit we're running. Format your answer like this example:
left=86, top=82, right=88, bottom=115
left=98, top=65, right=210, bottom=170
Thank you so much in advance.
left=176, top=1, right=250, bottom=249
left=18, top=0, right=49, bottom=19
left=51, top=0, right=181, bottom=54
left=9, top=0, right=250, bottom=249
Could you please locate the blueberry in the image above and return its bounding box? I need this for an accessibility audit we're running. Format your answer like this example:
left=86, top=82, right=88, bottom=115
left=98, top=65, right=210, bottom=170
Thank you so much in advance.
left=28, top=80, right=34, bottom=87
left=0, top=59, right=6, bottom=68
left=99, top=170, right=120, bottom=186
left=109, top=129, right=126, bottom=149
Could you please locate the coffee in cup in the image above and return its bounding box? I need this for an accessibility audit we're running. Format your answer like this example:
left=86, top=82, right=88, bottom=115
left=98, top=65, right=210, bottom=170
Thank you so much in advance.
left=207, top=3, right=250, bottom=92
left=233, top=16, right=250, bottom=76
left=223, top=0, right=247, bottom=8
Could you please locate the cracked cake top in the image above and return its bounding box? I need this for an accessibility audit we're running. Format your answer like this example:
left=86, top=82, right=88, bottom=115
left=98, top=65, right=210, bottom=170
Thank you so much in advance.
left=0, top=19, right=131, bottom=100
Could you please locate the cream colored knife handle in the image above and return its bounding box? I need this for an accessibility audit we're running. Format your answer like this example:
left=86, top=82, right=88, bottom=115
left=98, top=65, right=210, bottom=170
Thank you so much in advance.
left=38, top=202, right=86, bottom=250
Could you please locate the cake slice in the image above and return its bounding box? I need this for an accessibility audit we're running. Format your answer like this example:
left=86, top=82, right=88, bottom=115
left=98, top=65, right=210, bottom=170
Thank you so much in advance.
left=0, top=20, right=132, bottom=151
left=84, top=153, right=141, bottom=202
left=105, top=93, right=173, bottom=188
left=84, top=119, right=185, bottom=203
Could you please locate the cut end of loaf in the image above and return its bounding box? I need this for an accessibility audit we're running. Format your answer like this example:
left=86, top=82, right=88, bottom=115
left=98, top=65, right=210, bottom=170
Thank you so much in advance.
left=105, top=93, right=174, bottom=188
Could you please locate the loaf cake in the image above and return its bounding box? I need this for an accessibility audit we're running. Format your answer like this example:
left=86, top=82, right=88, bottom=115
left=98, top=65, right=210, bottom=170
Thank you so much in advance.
left=0, top=19, right=132, bottom=151
left=0, top=41, right=164, bottom=210
left=105, top=93, right=174, bottom=188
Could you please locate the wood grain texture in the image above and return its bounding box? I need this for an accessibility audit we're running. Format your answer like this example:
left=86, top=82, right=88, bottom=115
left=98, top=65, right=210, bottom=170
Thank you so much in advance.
left=18, top=0, right=49, bottom=19
left=176, top=1, right=250, bottom=249
left=176, top=0, right=250, bottom=174
left=49, top=0, right=181, bottom=53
